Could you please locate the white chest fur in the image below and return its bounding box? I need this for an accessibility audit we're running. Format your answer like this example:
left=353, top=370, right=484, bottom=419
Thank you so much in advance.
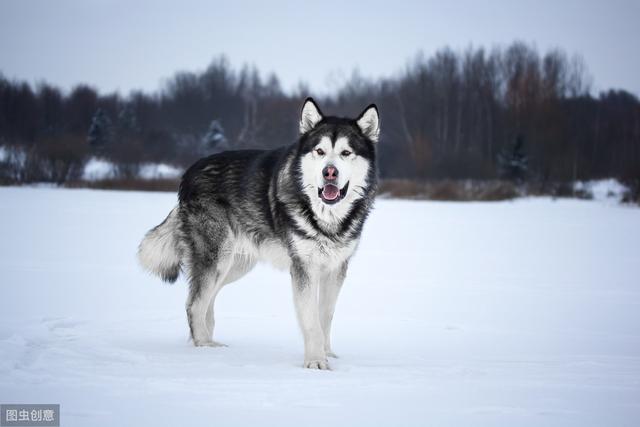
left=232, top=232, right=357, bottom=272
left=290, top=234, right=358, bottom=268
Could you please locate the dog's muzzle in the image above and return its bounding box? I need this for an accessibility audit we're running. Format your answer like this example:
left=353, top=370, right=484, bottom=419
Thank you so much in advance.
left=318, top=181, right=349, bottom=205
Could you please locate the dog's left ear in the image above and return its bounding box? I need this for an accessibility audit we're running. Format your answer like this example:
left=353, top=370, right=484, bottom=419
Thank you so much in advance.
left=299, top=97, right=324, bottom=135
left=356, top=104, right=380, bottom=143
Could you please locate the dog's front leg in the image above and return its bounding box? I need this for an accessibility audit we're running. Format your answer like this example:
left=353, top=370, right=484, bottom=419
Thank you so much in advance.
left=320, top=262, right=347, bottom=358
left=291, top=261, right=328, bottom=370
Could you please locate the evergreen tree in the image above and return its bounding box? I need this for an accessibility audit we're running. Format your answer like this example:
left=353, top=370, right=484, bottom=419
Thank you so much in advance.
left=87, top=108, right=113, bottom=150
left=202, top=119, right=229, bottom=152
left=117, top=104, right=139, bottom=134
left=498, top=135, right=528, bottom=183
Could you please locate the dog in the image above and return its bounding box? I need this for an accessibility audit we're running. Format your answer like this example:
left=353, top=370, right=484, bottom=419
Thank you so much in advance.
left=138, top=98, right=379, bottom=369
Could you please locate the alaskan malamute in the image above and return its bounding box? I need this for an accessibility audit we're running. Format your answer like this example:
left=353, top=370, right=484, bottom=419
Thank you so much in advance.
left=138, top=98, right=379, bottom=369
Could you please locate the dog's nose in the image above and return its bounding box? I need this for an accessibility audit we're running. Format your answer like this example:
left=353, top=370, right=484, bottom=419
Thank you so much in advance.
left=323, top=165, right=338, bottom=181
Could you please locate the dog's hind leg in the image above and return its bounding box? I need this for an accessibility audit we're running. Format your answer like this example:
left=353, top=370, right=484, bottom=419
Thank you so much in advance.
left=319, top=262, right=348, bottom=358
left=204, top=254, right=256, bottom=340
left=203, top=278, right=225, bottom=344
left=186, top=265, right=229, bottom=347
left=185, top=230, right=236, bottom=347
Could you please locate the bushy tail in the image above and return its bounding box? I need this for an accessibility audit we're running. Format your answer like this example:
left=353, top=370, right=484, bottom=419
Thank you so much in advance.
left=138, top=207, right=182, bottom=283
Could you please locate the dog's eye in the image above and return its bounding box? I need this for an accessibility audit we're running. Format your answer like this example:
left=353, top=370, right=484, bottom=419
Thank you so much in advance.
left=341, top=150, right=352, bottom=156
left=315, top=148, right=325, bottom=156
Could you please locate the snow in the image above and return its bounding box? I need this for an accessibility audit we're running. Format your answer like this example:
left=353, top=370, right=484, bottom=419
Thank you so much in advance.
left=81, top=158, right=117, bottom=181
left=137, top=163, right=183, bottom=180
left=0, top=187, right=638, bottom=427
left=574, top=179, right=629, bottom=202
left=81, top=157, right=183, bottom=181
left=0, top=145, right=26, bottom=165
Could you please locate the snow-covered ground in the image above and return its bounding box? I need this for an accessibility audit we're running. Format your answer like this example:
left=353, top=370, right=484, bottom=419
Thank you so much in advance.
left=137, top=163, right=183, bottom=180
left=82, top=157, right=183, bottom=181
left=0, top=187, right=638, bottom=426
left=574, top=178, right=629, bottom=202
left=81, top=157, right=118, bottom=181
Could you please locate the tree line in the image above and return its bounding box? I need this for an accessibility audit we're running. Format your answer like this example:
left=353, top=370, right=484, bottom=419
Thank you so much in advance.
left=1, top=42, right=639, bottom=186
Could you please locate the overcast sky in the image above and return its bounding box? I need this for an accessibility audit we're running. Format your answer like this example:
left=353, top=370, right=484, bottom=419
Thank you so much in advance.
left=1, top=0, right=639, bottom=97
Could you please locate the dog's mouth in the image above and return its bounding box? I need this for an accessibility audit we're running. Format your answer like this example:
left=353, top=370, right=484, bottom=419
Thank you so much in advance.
left=318, top=181, right=349, bottom=205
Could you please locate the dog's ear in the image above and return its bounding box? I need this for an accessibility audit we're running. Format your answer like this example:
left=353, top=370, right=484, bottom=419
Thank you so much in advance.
left=299, top=97, right=324, bottom=135
left=356, top=104, right=380, bottom=143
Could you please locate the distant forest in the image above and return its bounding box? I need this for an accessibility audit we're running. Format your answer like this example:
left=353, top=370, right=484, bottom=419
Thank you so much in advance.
left=1, top=42, right=639, bottom=186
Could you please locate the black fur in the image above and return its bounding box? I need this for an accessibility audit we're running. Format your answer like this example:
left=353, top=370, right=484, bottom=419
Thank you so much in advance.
left=178, top=115, right=377, bottom=255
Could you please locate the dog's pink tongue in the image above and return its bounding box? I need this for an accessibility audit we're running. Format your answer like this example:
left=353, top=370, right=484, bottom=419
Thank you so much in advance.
left=322, top=184, right=340, bottom=200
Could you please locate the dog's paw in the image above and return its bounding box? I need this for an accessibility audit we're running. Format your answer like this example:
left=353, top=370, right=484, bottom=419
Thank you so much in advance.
left=326, top=351, right=338, bottom=359
left=194, top=340, right=227, bottom=347
left=304, top=359, right=330, bottom=370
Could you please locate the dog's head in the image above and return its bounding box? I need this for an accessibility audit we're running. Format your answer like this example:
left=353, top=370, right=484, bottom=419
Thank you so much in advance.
left=296, top=98, right=379, bottom=221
